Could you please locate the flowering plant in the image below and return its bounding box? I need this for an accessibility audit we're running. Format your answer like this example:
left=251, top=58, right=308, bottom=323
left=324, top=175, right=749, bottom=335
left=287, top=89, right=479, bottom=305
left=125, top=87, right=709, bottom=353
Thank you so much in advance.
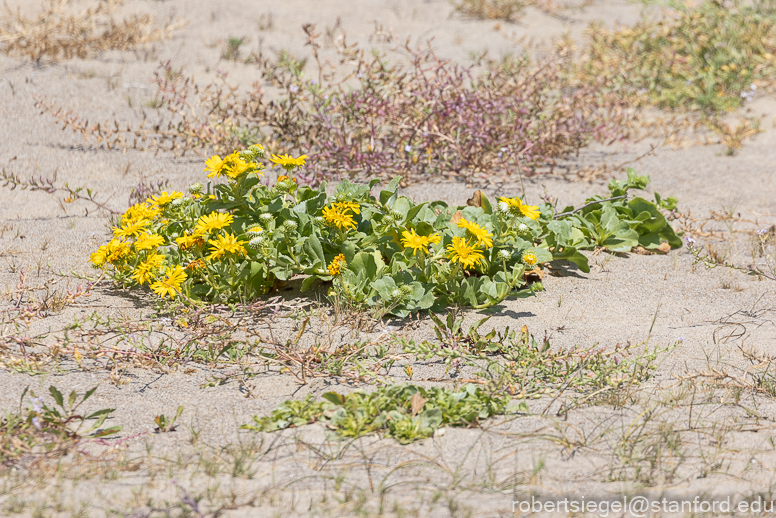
left=91, top=148, right=680, bottom=316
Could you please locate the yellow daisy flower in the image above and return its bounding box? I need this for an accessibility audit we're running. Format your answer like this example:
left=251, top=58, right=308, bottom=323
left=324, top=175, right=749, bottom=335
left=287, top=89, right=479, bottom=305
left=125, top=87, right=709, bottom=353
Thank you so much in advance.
left=446, top=236, right=484, bottom=270
left=148, top=191, right=183, bottom=207
left=335, top=201, right=361, bottom=215
left=207, top=233, right=247, bottom=261
left=194, top=212, right=234, bottom=234
left=401, top=228, right=441, bottom=255
left=113, top=218, right=151, bottom=239
left=121, top=203, right=161, bottom=225
left=225, top=155, right=252, bottom=179
left=499, top=196, right=541, bottom=221
left=322, top=205, right=356, bottom=230
left=134, top=233, right=165, bottom=251
left=150, top=266, right=187, bottom=299
left=327, top=254, right=346, bottom=276
left=457, top=218, right=493, bottom=249
left=91, top=239, right=130, bottom=267
left=131, top=253, right=165, bottom=285
left=205, top=155, right=226, bottom=178
left=176, top=232, right=205, bottom=250
left=522, top=251, right=538, bottom=267
left=270, top=153, right=307, bottom=170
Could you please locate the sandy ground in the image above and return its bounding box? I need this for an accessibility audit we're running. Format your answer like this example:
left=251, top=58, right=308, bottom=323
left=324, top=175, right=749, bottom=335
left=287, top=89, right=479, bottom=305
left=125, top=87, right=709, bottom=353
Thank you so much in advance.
left=2, top=0, right=776, bottom=516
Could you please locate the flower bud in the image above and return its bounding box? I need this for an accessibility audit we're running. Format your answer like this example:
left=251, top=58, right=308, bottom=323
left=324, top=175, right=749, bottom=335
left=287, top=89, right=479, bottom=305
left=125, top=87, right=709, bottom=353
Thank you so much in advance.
left=517, top=223, right=529, bottom=234
left=390, top=288, right=403, bottom=300
left=400, top=284, right=414, bottom=295
left=249, top=236, right=264, bottom=250
left=171, top=197, right=185, bottom=207
left=390, top=210, right=404, bottom=221
left=498, top=201, right=509, bottom=213
left=260, top=213, right=273, bottom=222
left=497, top=249, right=511, bottom=260
left=188, top=182, right=203, bottom=195
left=283, top=220, right=298, bottom=232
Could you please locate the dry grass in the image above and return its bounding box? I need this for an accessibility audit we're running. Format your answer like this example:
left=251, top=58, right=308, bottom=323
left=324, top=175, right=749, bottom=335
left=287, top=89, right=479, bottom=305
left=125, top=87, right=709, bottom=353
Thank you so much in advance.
left=0, top=0, right=183, bottom=63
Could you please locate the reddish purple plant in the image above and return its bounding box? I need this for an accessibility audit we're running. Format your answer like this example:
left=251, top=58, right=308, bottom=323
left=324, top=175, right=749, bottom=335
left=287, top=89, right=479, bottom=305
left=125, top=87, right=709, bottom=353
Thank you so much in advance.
left=38, top=25, right=630, bottom=184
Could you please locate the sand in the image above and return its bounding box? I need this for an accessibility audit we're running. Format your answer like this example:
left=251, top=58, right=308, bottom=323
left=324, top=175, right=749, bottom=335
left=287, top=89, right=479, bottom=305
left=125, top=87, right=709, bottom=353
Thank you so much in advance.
left=2, top=0, right=776, bottom=516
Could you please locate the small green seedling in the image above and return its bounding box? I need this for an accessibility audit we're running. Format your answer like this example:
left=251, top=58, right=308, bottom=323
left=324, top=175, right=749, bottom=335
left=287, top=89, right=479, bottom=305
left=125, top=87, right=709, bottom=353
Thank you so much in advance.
left=154, top=405, right=184, bottom=433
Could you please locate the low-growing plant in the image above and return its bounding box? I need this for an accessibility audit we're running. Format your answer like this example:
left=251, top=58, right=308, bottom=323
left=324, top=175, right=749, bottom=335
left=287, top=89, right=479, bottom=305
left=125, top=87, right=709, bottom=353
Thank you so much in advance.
left=0, top=0, right=182, bottom=63
left=450, top=0, right=532, bottom=21
left=88, top=149, right=680, bottom=316
left=37, top=24, right=629, bottom=182
left=154, top=406, right=184, bottom=433
left=403, top=316, right=671, bottom=400
left=0, top=386, right=120, bottom=467
left=241, top=383, right=523, bottom=444
left=581, top=0, right=776, bottom=114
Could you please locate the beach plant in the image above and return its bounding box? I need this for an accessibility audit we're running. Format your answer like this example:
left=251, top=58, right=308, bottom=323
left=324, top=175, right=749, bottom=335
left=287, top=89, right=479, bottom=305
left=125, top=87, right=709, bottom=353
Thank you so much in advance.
left=581, top=0, right=776, bottom=113
left=241, top=384, right=521, bottom=444
left=1, top=386, right=120, bottom=467
left=0, top=0, right=182, bottom=63
left=88, top=148, right=680, bottom=316
left=37, top=24, right=629, bottom=183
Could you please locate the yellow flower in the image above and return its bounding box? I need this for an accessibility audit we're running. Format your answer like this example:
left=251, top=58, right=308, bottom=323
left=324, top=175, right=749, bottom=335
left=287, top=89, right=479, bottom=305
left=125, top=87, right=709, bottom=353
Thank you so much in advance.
left=207, top=233, right=247, bottom=261
left=322, top=205, right=356, bottom=230
left=91, top=238, right=131, bottom=267
left=270, top=153, right=307, bottom=170
left=150, top=265, right=187, bottom=299
left=148, top=191, right=183, bottom=207
left=499, top=197, right=541, bottom=221
left=328, top=253, right=346, bottom=276
left=401, top=228, right=441, bottom=255
left=134, top=233, right=165, bottom=251
left=457, top=219, right=493, bottom=249
left=113, top=218, right=151, bottom=239
left=276, top=175, right=297, bottom=185
left=446, top=236, right=484, bottom=270
left=131, top=253, right=165, bottom=285
left=225, top=155, right=252, bottom=179
left=176, top=232, right=205, bottom=250
left=121, top=203, right=161, bottom=225
left=522, top=251, right=538, bottom=267
left=335, top=201, right=361, bottom=215
left=194, top=212, right=234, bottom=234
left=205, top=155, right=226, bottom=178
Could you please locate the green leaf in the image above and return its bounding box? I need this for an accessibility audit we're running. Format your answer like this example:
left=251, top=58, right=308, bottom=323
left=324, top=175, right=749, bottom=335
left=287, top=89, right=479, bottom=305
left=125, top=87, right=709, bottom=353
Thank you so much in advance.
left=303, top=235, right=326, bottom=267
left=49, top=386, right=64, bottom=408
left=322, top=392, right=346, bottom=406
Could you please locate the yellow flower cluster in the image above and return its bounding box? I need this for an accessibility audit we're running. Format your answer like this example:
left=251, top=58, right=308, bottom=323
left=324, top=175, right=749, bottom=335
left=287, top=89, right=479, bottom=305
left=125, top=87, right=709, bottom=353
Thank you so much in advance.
left=90, top=238, right=131, bottom=266
left=205, top=152, right=264, bottom=180
left=328, top=254, right=346, bottom=276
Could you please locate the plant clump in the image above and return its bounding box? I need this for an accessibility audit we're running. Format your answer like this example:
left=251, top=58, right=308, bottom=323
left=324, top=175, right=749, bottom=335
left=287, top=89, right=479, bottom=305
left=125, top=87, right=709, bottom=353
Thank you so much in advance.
left=89, top=148, right=680, bottom=317
left=0, top=386, right=120, bottom=468
left=37, top=24, right=629, bottom=183
left=241, top=384, right=518, bottom=444
left=581, top=0, right=776, bottom=113
left=0, top=0, right=182, bottom=62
